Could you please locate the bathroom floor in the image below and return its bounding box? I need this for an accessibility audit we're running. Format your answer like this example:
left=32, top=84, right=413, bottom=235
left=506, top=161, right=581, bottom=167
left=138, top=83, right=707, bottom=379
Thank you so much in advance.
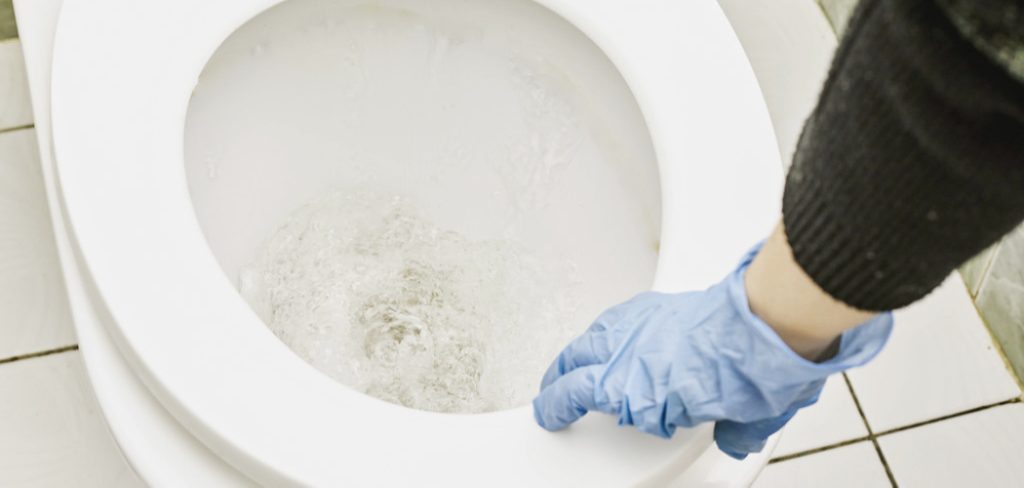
left=2, top=1, right=1023, bottom=486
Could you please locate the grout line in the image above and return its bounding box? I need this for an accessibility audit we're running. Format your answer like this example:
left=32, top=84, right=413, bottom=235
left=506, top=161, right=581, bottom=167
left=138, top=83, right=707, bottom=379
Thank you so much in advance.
left=970, top=240, right=1002, bottom=298
left=814, top=1, right=840, bottom=38
left=0, top=122, right=35, bottom=135
left=842, top=373, right=899, bottom=487
left=0, top=344, right=80, bottom=365
left=867, top=438, right=897, bottom=488
left=874, top=397, right=1022, bottom=438
left=768, top=435, right=872, bottom=464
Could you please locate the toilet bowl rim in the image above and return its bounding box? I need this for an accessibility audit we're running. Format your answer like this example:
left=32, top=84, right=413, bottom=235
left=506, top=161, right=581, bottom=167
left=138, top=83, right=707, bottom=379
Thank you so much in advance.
left=50, top=0, right=783, bottom=484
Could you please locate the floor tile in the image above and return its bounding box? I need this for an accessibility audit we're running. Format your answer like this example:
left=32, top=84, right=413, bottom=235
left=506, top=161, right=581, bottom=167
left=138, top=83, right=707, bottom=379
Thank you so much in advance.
left=754, top=441, right=890, bottom=488
left=774, top=375, right=868, bottom=457
left=879, top=403, right=1024, bottom=487
left=0, top=129, right=75, bottom=360
left=0, top=351, right=143, bottom=487
left=1, top=39, right=33, bottom=130
left=975, top=225, right=1024, bottom=382
left=846, top=275, right=1020, bottom=432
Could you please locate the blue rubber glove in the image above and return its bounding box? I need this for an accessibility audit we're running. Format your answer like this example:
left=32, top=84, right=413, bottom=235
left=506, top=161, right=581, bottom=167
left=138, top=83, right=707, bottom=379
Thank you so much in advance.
left=533, top=245, right=893, bottom=459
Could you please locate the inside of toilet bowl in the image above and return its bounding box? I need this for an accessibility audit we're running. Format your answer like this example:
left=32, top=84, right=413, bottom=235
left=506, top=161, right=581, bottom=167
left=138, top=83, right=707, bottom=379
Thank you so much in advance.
left=183, top=0, right=661, bottom=413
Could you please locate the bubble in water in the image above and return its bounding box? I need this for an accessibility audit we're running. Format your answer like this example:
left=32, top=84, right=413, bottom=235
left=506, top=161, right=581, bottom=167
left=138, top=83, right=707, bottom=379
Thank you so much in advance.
left=239, top=191, right=581, bottom=413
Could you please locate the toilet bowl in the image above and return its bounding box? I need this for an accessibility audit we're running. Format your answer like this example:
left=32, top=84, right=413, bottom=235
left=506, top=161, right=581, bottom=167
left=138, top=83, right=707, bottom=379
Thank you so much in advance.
left=44, top=0, right=784, bottom=485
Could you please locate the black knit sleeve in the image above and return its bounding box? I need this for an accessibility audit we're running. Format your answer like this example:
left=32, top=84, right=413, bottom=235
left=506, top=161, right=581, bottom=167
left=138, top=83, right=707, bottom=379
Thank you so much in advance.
left=782, top=0, right=1024, bottom=311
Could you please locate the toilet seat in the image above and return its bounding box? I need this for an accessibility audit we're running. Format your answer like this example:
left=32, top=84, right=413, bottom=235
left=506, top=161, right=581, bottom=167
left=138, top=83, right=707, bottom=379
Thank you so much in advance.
left=50, top=0, right=782, bottom=484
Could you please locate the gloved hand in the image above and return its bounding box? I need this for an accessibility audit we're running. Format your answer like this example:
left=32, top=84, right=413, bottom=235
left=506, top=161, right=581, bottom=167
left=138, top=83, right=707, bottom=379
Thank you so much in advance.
left=532, top=245, right=893, bottom=459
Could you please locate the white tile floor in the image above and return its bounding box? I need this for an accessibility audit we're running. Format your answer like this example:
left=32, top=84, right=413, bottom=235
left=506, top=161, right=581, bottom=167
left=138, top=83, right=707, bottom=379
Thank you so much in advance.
left=772, top=375, right=868, bottom=458
left=879, top=404, right=1024, bottom=487
left=0, top=352, right=142, bottom=487
left=1, top=38, right=141, bottom=488
left=754, top=441, right=892, bottom=488
left=0, top=126, right=76, bottom=360
left=2, top=10, right=1023, bottom=488
left=846, top=276, right=1021, bottom=432
left=766, top=277, right=1023, bottom=487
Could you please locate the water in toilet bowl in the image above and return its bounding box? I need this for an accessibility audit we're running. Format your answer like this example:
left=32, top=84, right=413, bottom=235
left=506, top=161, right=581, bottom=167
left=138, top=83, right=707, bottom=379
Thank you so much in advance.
left=239, top=191, right=582, bottom=413
left=184, top=0, right=663, bottom=413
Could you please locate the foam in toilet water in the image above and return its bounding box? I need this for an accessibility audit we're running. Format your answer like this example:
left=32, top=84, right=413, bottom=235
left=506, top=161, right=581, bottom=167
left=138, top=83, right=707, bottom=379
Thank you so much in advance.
left=239, top=192, right=581, bottom=413
left=188, top=1, right=662, bottom=414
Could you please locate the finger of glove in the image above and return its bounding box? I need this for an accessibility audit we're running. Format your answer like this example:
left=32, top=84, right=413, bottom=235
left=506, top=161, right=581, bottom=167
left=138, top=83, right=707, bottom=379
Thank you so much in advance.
left=533, top=365, right=610, bottom=431
left=540, top=329, right=614, bottom=389
left=713, top=409, right=799, bottom=460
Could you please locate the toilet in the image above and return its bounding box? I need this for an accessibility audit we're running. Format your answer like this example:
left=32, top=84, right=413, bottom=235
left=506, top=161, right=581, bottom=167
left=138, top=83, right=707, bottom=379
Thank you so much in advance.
left=32, top=0, right=787, bottom=485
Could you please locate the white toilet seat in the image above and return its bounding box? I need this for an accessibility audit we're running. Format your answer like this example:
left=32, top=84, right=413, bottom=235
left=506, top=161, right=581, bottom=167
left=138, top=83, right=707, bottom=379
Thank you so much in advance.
left=50, top=0, right=782, bottom=485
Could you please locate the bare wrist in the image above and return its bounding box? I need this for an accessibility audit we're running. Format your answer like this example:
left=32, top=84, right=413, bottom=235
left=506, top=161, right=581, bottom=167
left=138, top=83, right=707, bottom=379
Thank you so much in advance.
left=744, top=224, right=875, bottom=361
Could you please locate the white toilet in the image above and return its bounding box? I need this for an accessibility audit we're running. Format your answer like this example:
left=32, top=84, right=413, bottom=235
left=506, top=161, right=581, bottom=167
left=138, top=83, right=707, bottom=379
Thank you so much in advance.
left=25, top=0, right=794, bottom=484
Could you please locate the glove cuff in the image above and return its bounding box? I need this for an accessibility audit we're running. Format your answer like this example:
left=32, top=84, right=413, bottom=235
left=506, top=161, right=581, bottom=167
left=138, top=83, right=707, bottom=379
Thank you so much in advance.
left=726, top=244, right=894, bottom=385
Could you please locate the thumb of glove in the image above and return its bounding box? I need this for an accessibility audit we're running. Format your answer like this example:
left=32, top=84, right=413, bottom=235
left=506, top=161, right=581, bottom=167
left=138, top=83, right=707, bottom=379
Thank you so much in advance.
left=714, top=408, right=801, bottom=460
